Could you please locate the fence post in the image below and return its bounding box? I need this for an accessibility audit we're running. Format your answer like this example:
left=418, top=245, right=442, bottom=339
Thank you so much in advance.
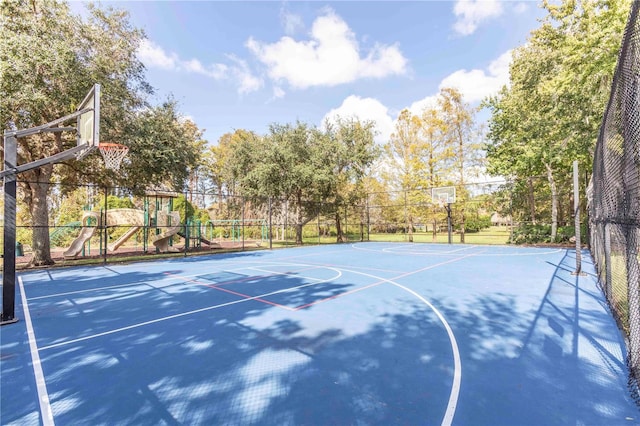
left=241, top=196, right=245, bottom=251
left=572, top=160, right=582, bottom=274
left=268, top=197, right=273, bottom=250
left=184, top=189, right=188, bottom=257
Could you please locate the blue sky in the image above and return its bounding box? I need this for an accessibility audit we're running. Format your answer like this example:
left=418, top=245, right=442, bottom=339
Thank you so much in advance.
left=76, top=1, right=545, bottom=145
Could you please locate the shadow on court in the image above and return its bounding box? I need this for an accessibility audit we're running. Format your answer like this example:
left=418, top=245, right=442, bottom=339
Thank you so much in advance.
left=1, top=246, right=638, bottom=425
left=449, top=250, right=636, bottom=425
left=2, top=260, right=455, bottom=425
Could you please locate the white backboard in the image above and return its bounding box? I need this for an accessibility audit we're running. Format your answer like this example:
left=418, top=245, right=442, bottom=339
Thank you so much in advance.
left=431, top=186, right=456, bottom=204
left=76, top=84, right=100, bottom=147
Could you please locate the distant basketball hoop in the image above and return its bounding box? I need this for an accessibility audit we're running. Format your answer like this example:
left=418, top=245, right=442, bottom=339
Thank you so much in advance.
left=98, top=142, right=129, bottom=170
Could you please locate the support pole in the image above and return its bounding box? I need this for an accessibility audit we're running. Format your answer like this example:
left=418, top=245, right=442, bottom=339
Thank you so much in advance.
left=268, top=197, right=273, bottom=250
left=103, top=189, right=108, bottom=264
left=572, top=160, right=582, bottom=275
left=446, top=203, right=452, bottom=244
left=1, top=135, right=18, bottom=324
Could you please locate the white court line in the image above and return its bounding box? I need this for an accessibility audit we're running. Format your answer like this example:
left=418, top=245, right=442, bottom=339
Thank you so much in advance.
left=329, top=262, right=465, bottom=426
left=18, top=277, right=55, bottom=426
left=28, top=281, right=166, bottom=301
left=352, top=242, right=563, bottom=257
left=388, top=281, right=460, bottom=426
left=39, top=265, right=343, bottom=351
left=248, top=266, right=334, bottom=282
left=29, top=263, right=338, bottom=302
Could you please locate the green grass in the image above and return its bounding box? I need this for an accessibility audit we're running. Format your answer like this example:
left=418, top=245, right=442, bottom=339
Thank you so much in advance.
left=367, top=226, right=511, bottom=245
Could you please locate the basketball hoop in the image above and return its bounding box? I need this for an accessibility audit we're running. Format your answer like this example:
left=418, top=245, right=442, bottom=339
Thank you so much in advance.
left=98, top=142, right=129, bottom=170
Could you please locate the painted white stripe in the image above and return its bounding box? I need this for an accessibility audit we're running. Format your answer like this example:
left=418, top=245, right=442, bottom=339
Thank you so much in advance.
left=351, top=242, right=562, bottom=257
left=388, top=281, right=461, bottom=426
left=18, top=277, right=55, bottom=426
left=39, top=267, right=343, bottom=351
left=333, top=259, right=466, bottom=426
left=28, top=281, right=162, bottom=300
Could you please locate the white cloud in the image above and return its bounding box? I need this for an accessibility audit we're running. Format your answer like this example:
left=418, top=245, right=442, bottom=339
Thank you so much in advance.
left=438, top=49, right=512, bottom=103
left=453, top=0, right=503, bottom=36
left=247, top=9, right=408, bottom=89
left=280, top=7, right=304, bottom=35
left=138, top=39, right=178, bottom=70
left=228, top=55, right=264, bottom=94
left=137, top=39, right=261, bottom=95
left=321, top=50, right=512, bottom=153
left=407, top=95, right=439, bottom=117
left=322, top=95, right=395, bottom=145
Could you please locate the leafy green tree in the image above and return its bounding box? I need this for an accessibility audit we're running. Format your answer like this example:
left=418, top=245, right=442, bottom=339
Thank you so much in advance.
left=323, top=117, right=379, bottom=242
left=438, top=87, right=483, bottom=243
left=124, top=99, right=203, bottom=195
left=230, top=121, right=334, bottom=245
left=202, top=129, right=260, bottom=218
left=383, top=109, right=429, bottom=242
left=0, top=1, right=150, bottom=265
left=1, top=1, right=205, bottom=264
left=485, top=0, right=631, bottom=242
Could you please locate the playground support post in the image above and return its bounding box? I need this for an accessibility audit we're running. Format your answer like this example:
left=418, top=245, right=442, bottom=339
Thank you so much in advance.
left=1, top=135, right=18, bottom=324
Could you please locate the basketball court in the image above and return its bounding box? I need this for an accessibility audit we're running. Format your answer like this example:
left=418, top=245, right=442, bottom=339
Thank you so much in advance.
left=1, top=243, right=638, bottom=425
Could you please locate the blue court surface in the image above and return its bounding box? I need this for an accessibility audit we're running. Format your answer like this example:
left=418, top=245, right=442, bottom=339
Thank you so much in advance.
left=1, top=243, right=638, bottom=425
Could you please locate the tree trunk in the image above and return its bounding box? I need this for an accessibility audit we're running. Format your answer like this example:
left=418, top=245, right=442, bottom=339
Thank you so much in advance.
left=527, top=177, right=536, bottom=224
left=545, top=162, right=558, bottom=242
left=408, top=214, right=413, bottom=242
left=432, top=217, right=437, bottom=241
left=335, top=211, right=345, bottom=243
left=27, top=175, right=54, bottom=266
left=295, top=192, right=304, bottom=245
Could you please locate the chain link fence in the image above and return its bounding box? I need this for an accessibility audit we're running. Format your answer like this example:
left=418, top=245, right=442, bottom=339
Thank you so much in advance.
left=588, top=0, right=640, bottom=406
left=1, top=173, right=588, bottom=268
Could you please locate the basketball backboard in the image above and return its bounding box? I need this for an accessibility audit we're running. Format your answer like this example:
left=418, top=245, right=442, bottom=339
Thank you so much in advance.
left=432, top=186, right=456, bottom=205
left=77, top=84, right=100, bottom=147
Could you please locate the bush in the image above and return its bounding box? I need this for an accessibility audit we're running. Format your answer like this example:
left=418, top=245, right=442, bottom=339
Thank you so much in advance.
left=511, top=223, right=586, bottom=244
left=464, top=215, right=491, bottom=233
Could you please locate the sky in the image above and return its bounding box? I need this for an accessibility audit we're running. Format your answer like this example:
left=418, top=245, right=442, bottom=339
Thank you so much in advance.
left=74, top=1, right=546, bottom=145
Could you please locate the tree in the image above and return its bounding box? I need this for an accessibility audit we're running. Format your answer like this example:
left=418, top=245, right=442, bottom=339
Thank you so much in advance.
left=438, top=87, right=483, bottom=243
left=202, top=129, right=260, bottom=218
left=1, top=1, right=205, bottom=264
left=485, top=0, right=632, bottom=242
left=231, top=121, right=334, bottom=245
left=383, top=109, right=429, bottom=242
left=323, top=117, right=378, bottom=242
left=0, top=0, right=150, bottom=265
left=124, top=99, right=203, bottom=195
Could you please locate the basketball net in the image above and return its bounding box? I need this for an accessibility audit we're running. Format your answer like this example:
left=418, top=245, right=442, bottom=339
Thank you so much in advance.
left=98, top=142, right=129, bottom=170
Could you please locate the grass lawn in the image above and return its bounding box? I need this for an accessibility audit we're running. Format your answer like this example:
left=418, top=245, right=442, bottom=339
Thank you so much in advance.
left=367, top=226, right=511, bottom=245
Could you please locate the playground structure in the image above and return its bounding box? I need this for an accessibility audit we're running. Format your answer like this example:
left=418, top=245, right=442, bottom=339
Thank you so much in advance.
left=60, top=191, right=233, bottom=258
left=62, top=208, right=185, bottom=258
